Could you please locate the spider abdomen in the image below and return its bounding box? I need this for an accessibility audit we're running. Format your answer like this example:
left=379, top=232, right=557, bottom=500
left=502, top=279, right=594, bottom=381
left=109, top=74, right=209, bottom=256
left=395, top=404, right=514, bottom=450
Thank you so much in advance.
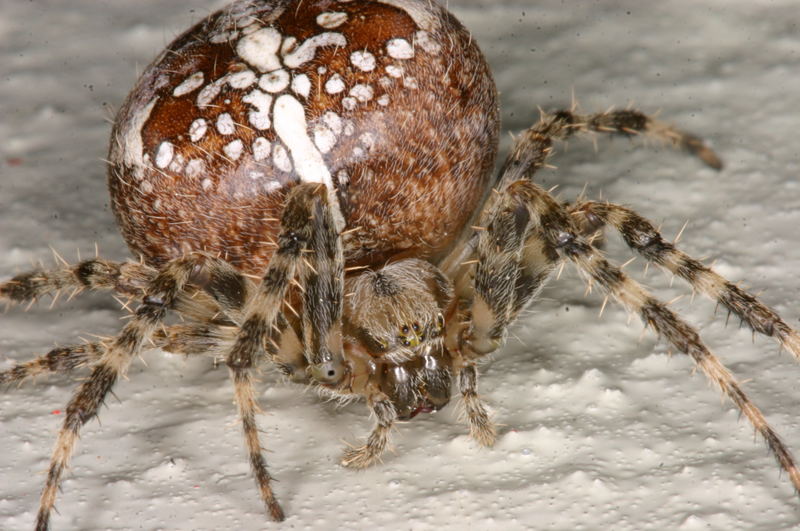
left=108, top=0, right=500, bottom=274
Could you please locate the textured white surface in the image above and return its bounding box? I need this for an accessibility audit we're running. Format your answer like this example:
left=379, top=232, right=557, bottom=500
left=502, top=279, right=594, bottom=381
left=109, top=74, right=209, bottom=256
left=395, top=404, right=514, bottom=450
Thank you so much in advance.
left=2, top=1, right=800, bottom=530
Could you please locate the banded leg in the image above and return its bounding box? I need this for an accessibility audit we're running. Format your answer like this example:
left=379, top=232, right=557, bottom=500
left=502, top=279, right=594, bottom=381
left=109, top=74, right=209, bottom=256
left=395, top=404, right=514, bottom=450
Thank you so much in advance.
left=296, top=183, right=346, bottom=385
left=35, top=256, right=197, bottom=531
left=457, top=364, right=496, bottom=447
left=170, top=254, right=254, bottom=326
left=509, top=179, right=800, bottom=496
left=341, top=398, right=397, bottom=469
left=498, top=109, right=720, bottom=191
left=1, top=259, right=155, bottom=305
left=222, top=183, right=340, bottom=522
left=1, top=256, right=253, bottom=387
left=0, top=343, right=103, bottom=386
left=568, top=200, right=800, bottom=359
left=2, top=323, right=227, bottom=386
left=440, top=108, right=720, bottom=280
left=456, top=189, right=558, bottom=445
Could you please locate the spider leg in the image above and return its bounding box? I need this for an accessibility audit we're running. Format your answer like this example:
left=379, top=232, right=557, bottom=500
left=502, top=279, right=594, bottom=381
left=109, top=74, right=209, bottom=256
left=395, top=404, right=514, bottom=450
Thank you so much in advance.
left=498, top=108, right=720, bottom=190
left=568, top=200, right=800, bottom=359
left=177, top=254, right=253, bottom=323
left=440, top=107, right=718, bottom=281
left=0, top=343, right=103, bottom=386
left=0, top=259, right=155, bottom=305
left=508, top=179, right=800, bottom=496
left=444, top=108, right=724, bottom=449
left=1, top=319, right=238, bottom=387
left=1, top=255, right=252, bottom=387
left=451, top=188, right=558, bottom=445
left=457, top=364, right=496, bottom=447
left=296, top=181, right=346, bottom=384
left=341, top=398, right=397, bottom=469
left=35, top=255, right=197, bottom=530
left=221, top=183, right=345, bottom=522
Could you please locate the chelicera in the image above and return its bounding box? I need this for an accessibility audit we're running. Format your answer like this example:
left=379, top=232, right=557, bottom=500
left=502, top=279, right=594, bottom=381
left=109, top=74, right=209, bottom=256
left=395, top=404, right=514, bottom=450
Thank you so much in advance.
left=3, top=0, right=800, bottom=528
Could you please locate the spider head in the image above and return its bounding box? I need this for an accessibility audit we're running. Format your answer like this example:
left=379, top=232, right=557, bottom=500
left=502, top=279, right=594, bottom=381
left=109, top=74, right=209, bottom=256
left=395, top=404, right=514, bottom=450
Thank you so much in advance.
left=344, top=259, right=453, bottom=363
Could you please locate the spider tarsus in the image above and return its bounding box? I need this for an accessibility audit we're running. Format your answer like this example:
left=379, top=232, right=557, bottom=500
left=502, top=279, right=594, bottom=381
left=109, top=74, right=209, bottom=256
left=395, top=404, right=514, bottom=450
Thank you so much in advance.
left=463, top=392, right=497, bottom=447
left=340, top=443, right=384, bottom=469
left=457, top=365, right=497, bottom=447
left=680, top=133, right=723, bottom=170
left=0, top=343, right=101, bottom=386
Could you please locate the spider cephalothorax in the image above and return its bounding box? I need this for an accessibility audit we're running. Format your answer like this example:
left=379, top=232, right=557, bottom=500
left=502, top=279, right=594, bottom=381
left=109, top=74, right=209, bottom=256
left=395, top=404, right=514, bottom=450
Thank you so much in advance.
left=3, top=0, right=800, bottom=529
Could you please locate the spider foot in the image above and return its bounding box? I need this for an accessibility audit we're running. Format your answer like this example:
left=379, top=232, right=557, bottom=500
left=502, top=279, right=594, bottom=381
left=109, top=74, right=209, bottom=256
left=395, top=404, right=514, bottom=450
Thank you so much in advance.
left=458, top=365, right=496, bottom=447
left=340, top=442, right=385, bottom=469
left=341, top=399, right=395, bottom=468
left=464, top=394, right=496, bottom=447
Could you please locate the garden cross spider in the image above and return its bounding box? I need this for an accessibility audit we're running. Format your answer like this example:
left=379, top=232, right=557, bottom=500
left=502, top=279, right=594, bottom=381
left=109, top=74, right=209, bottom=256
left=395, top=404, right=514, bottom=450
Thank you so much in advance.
left=2, top=0, right=800, bottom=529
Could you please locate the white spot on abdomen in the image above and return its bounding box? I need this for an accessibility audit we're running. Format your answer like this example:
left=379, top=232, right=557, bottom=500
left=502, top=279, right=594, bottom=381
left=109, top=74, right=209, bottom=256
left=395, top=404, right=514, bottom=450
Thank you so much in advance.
left=189, top=118, right=208, bottom=142
left=253, top=137, right=271, bottom=161
left=223, top=139, right=244, bottom=160
left=323, top=112, right=343, bottom=135
left=259, top=70, right=290, bottom=93
left=273, top=144, right=292, bottom=172
left=155, top=141, right=174, bottom=169
left=415, top=31, right=442, bottom=54
left=342, top=97, right=357, bottom=110
left=386, top=64, right=404, bottom=78
left=197, top=79, right=224, bottom=107
left=316, top=12, right=348, bottom=29
left=216, top=113, right=236, bottom=135
left=242, top=89, right=272, bottom=130
left=185, top=159, right=205, bottom=178
left=168, top=153, right=185, bottom=173
left=273, top=94, right=333, bottom=189
left=173, top=72, right=204, bottom=97
left=314, top=125, right=337, bottom=154
left=236, top=27, right=282, bottom=72
left=283, top=33, right=347, bottom=68
left=350, top=84, right=374, bottom=103
left=387, top=38, right=414, bottom=59
left=350, top=50, right=376, bottom=72
left=292, top=74, right=311, bottom=98
left=227, top=70, right=257, bottom=89
left=325, top=74, right=345, bottom=94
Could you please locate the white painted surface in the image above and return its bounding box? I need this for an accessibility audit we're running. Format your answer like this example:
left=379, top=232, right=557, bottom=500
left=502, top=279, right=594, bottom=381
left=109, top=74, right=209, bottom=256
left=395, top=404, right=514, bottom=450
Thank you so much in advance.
left=2, top=2, right=800, bottom=530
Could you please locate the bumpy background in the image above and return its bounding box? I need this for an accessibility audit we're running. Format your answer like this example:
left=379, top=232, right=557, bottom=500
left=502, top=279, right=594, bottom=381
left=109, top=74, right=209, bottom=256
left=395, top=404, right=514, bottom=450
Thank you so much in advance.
left=2, top=1, right=800, bottom=529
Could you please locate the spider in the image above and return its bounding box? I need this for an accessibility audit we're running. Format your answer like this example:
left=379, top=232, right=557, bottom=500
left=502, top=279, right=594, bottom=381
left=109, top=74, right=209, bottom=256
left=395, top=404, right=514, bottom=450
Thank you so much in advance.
left=2, top=0, right=799, bottom=528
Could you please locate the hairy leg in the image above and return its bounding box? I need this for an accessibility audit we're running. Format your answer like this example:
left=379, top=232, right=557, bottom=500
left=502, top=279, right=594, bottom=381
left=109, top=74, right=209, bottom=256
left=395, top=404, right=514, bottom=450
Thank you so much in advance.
left=296, top=182, right=346, bottom=385
left=568, top=200, right=800, bottom=358
left=34, top=256, right=197, bottom=530
left=340, top=397, right=397, bottom=469
left=221, top=183, right=345, bottom=521
left=440, top=107, right=720, bottom=280
left=453, top=187, right=558, bottom=445
left=1, top=259, right=155, bottom=304
left=509, top=179, right=800, bottom=496
left=0, top=343, right=103, bottom=386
